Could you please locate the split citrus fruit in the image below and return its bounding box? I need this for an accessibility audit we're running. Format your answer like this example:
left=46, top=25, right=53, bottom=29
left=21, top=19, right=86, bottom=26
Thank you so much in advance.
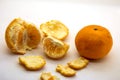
left=43, top=36, right=69, bottom=59
left=5, top=18, right=41, bottom=54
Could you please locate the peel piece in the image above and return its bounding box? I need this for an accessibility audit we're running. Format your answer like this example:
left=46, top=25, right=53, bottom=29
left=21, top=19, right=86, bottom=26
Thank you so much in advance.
left=68, top=57, right=89, bottom=70
left=43, top=36, right=69, bottom=59
left=40, top=72, right=60, bottom=80
left=56, top=64, right=76, bottom=77
left=40, top=20, right=69, bottom=40
left=19, top=56, right=46, bottom=70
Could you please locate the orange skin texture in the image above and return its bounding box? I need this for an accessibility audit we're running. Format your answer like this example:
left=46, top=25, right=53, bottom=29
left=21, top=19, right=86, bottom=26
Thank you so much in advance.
left=75, top=25, right=113, bottom=59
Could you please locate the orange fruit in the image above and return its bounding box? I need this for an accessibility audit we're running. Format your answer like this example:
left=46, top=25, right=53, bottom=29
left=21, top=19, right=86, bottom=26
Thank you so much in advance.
left=75, top=25, right=113, bottom=59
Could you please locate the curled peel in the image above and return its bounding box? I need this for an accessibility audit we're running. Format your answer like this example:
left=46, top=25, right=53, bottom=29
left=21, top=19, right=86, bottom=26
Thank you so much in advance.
left=40, top=20, right=69, bottom=40
left=68, top=57, right=89, bottom=70
left=56, top=64, right=76, bottom=77
left=40, top=72, right=60, bottom=80
left=19, top=56, right=46, bottom=70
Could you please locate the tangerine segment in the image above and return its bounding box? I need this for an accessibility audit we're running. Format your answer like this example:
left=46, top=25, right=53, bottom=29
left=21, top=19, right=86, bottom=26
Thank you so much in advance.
left=19, top=56, right=46, bottom=70
left=56, top=64, right=76, bottom=77
left=43, top=36, right=69, bottom=59
left=5, top=18, right=41, bottom=54
left=24, top=23, right=41, bottom=49
left=40, top=72, right=60, bottom=80
left=75, top=25, right=113, bottom=59
left=5, top=18, right=25, bottom=54
left=40, top=20, right=69, bottom=40
left=68, top=57, right=89, bottom=70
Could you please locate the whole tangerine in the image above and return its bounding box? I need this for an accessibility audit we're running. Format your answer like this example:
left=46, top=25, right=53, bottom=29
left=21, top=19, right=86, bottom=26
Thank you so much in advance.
left=75, top=25, right=113, bottom=59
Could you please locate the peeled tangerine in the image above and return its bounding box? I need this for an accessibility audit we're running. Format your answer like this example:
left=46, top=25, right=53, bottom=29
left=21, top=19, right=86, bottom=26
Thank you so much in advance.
left=40, top=20, right=69, bottom=40
left=43, top=36, right=69, bottom=59
left=19, top=56, right=46, bottom=70
left=5, top=18, right=41, bottom=54
left=75, top=25, right=113, bottom=59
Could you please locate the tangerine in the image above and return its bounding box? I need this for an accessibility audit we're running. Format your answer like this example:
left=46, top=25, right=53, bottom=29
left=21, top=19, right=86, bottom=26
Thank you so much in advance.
left=75, top=25, right=113, bottom=59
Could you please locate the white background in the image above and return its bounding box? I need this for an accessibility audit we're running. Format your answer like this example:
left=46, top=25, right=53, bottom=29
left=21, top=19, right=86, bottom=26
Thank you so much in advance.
left=0, top=0, right=120, bottom=80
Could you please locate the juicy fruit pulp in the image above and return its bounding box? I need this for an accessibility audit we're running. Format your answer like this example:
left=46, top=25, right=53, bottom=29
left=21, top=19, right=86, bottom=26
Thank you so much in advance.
left=43, top=36, right=69, bottom=59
